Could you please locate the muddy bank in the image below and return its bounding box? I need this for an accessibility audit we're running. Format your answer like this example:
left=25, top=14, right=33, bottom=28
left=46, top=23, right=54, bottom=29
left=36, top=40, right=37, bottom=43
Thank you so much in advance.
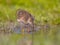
left=0, top=21, right=59, bottom=34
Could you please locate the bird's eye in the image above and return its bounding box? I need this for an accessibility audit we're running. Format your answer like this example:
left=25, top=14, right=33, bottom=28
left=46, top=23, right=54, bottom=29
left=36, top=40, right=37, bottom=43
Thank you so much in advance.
left=19, top=12, right=22, bottom=15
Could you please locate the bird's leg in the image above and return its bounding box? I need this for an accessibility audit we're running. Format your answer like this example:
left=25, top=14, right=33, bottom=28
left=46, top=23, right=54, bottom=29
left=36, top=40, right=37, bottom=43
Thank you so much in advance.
left=22, top=28, right=25, bottom=38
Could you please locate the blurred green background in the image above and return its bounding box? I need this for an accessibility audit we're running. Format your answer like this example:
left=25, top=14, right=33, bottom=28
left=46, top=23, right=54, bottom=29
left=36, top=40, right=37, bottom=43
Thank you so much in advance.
left=0, top=0, right=60, bottom=45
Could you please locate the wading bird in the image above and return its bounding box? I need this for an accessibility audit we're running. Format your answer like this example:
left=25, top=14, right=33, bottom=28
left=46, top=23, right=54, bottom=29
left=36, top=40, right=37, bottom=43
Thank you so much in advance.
left=16, top=9, right=34, bottom=33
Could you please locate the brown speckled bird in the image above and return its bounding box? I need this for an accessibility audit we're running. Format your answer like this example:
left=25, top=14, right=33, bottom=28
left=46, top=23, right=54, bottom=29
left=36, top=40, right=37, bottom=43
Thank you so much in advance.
left=16, top=9, right=34, bottom=33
